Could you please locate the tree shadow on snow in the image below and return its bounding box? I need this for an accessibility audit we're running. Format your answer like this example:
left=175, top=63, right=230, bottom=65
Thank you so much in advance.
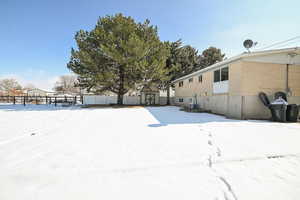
left=146, top=106, right=248, bottom=127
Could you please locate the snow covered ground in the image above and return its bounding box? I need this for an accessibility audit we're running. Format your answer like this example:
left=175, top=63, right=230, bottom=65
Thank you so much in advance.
left=0, top=104, right=300, bottom=200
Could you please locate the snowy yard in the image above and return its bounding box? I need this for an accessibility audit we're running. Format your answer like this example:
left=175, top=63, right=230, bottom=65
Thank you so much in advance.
left=0, top=105, right=300, bottom=200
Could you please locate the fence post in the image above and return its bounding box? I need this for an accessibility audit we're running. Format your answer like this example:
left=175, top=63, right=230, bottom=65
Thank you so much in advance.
left=55, top=97, right=57, bottom=106
left=74, top=96, right=77, bottom=105
left=46, top=96, right=48, bottom=104
left=81, top=96, right=83, bottom=104
left=23, top=96, right=26, bottom=106
left=13, top=96, right=16, bottom=105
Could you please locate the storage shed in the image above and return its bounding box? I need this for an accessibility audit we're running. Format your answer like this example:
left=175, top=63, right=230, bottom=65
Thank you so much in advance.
left=140, top=85, right=160, bottom=105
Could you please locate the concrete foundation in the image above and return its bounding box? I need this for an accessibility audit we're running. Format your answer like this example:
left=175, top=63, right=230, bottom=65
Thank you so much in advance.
left=174, top=95, right=300, bottom=120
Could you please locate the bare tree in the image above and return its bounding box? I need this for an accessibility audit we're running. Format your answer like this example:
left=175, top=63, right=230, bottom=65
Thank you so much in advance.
left=0, top=79, right=22, bottom=95
left=54, top=75, right=79, bottom=94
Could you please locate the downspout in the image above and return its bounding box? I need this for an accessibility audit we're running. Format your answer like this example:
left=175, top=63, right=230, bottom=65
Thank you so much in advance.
left=241, top=96, right=245, bottom=120
left=286, top=52, right=297, bottom=96
left=285, top=64, right=290, bottom=95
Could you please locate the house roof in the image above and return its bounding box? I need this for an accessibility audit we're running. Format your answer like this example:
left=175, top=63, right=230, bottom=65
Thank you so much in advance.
left=25, top=88, right=54, bottom=93
left=172, top=47, right=300, bottom=83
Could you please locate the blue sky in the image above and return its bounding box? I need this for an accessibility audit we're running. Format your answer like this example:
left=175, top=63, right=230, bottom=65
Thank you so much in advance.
left=1, top=0, right=300, bottom=90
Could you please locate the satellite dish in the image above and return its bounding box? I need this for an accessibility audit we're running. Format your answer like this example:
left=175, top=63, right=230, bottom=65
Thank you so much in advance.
left=243, top=39, right=254, bottom=52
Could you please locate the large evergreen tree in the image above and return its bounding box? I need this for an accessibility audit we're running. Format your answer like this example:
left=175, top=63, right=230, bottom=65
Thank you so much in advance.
left=199, top=47, right=225, bottom=68
left=159, top=40, right=201, bottom=104
left=177, top=45, right=201, bottom=76
left=67, top=14, right=168, bottom=104
left=158, top=40, right=181, bottom=104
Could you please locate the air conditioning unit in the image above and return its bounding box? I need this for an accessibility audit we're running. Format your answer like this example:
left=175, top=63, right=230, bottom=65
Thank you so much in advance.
left=189, top=103, right=199, bottom=110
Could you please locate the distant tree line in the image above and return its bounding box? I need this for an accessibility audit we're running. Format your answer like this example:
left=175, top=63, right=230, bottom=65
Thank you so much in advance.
left=53, top=75, right=80, bottom=94
left=67, top=13, right=225, bottom=104
left=0, top=75, right=80, bottom=96
left=0, top=79, right=23, bottom=96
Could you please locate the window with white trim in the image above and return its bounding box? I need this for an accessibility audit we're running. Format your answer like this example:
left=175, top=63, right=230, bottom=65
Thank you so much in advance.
left=214, top=67, right=229, bottom=83
left=213, top=66, right=229, bottom=94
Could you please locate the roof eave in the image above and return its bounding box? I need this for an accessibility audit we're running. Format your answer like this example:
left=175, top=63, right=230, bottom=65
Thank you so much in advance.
left=172, top=47, right=300, bottom=84
left=172, top=56, right=243, bottom=84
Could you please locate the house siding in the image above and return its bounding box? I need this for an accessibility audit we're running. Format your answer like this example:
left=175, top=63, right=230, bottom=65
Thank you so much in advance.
left=174, top=70, right=213, bottom=101
left=174, top=59, right=300, bottom=120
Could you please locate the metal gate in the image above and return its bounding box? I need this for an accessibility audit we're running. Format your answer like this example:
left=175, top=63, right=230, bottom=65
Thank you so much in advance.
left=145, top=94, right=155, bottom=105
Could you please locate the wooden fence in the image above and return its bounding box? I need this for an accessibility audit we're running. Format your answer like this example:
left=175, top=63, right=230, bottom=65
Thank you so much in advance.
left=0, top=96, right=83, bottom=106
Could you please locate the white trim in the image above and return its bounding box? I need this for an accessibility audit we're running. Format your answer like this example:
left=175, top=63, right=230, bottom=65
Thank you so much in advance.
left=213, top=80, right=229, bottom=94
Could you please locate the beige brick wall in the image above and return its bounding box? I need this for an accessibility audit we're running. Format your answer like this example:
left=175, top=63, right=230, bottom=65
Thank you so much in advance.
left=174, top=61, right=246, bottom=99
left=289, top=64, right=300, bottom=96
left=228, top=61, right=243, bottom=95
left=241, top=61, right=286, bottom=95
left=174, top=71, right=213, bottom=99
left=241, top=61, right=300, bottom=96
left=240, top=62, right=300, bottom=119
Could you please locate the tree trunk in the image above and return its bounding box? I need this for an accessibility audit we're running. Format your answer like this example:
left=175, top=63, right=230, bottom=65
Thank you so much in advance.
left=166, top=85, right=170, bottom=105
left=117, top=65, right=125, bottom=105
left=117, top=93, right=123, bottom=105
